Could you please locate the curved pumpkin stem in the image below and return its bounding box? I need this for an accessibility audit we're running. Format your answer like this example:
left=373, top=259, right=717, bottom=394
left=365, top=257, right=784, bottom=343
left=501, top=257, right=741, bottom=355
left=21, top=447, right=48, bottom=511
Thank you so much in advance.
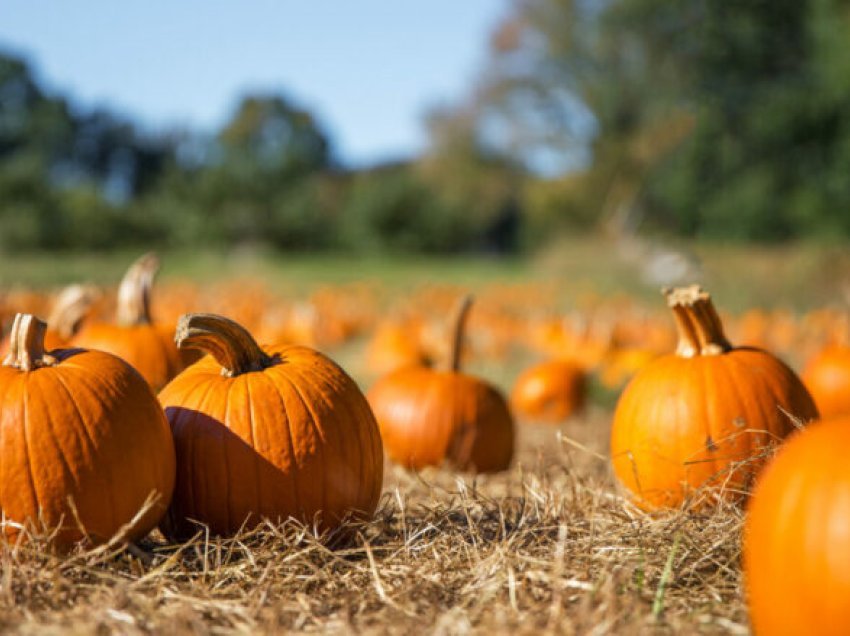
left=176, top=313, right=272, bottom=377
left=47, top=284, right=99, bottom=339
left=116, top=252, right=159, bottom=327
left=665, top=285, right=732, bottom=357
left=3, top=314, right=53, bottom=371
left=449, top=294, right=474, bottom=372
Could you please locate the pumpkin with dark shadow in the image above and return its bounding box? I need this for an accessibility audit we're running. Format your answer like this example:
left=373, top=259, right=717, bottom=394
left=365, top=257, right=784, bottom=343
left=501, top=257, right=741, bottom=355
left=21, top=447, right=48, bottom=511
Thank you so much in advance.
left=158, top=313, right=384, bottom=539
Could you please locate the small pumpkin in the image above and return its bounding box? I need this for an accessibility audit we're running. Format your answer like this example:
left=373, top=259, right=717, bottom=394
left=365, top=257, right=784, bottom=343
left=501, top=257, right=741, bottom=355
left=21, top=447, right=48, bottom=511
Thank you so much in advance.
left=0, top=283, right=99, bottom=357
left=801, top=345, right=850, bottom=418
left=365, top=319, right=432, bottom=377
left=367, top=295, right=514, bottom=473
left=43, top=283, right=100, bottom=349
left=72, top=253, right=185, bottom=391
left=158, top=313, right=383, bottom=539
left=744, top=416, right=850, bottom=635
left=510, top=358, right=586, bottom=423
left=610, top=285, right=818, bottom=510
left=0, top=314, right=175, bottom=547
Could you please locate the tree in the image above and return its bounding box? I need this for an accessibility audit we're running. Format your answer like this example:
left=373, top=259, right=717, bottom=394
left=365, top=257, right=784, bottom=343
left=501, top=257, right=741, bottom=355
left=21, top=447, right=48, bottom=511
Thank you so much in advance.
left=450, top=0, right=850, bottom=241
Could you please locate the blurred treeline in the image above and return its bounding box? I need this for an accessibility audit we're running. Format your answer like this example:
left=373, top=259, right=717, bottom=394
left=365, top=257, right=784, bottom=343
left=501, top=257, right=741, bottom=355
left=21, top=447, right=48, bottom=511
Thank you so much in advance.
left=3, top=0, right=850, bottom=254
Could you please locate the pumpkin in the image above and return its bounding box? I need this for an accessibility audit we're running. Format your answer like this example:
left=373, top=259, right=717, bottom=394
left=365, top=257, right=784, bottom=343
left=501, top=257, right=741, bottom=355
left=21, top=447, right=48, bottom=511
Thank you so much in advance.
left=365, top=320, right=432, bottom=377
left=158, top=313, right=383, bottom=539
left=367, top=295, right=514, bottom=473
left=43, top=283, right=100, bottom=349
left=744, top=416, right=850, bottom=635
left=0, top=314, right=175, bottom=547
left=510, top=359, right=586, bottom=423
left=801, top=345, right=850, bottom=418
left=610, top=285, right=818, bottom=510
left=72, top=253, right=185, bottom=391
left=598, top=346, right=658, bottom=389
left=0, top=283, right=99, bottom=357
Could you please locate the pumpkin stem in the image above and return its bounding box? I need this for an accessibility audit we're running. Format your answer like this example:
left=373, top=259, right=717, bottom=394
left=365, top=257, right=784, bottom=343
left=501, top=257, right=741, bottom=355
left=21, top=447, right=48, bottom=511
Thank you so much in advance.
left=449, top=294, right=474, bottom=372
left=3, top=314, right=54, bottom=371
left=116, top=252, right=159, bottom=327
left=664, top=285, right=731, bottom=357
left=47, top=284, right=99, bottom=340
left=176, top=313, right=272, bottom=377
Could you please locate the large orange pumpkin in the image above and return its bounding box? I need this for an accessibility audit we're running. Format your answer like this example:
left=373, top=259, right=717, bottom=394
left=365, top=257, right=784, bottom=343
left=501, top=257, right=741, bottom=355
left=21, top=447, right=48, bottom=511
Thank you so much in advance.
left=0, top=314, right=175, bottom=547
left=610, top=286, right=818, bottom=510
left=73, top=253, right=185, bottom=391
left=801, top=345, right=850, bottom=418
left=367, top=296, right=514, bottom=473
left=158, top=313, right=384, bottom=539
left=744, top=416, right=850, bottom=635
left=510, top=358, right=586, bottom=423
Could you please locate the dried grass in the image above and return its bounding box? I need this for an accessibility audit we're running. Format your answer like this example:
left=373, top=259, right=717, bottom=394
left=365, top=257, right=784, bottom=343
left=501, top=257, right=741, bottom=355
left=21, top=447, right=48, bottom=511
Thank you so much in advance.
left=0, top=412, right=749, bottom=635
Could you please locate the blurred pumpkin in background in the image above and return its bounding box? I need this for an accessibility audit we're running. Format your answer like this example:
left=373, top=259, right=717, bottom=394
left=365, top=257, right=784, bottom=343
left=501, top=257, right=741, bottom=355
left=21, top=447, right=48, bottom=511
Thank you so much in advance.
left=511, top=358, right=586, bottom=423
left=73, top=253, right=187, bottom=390
left=368, top=295, right=514, bottom=473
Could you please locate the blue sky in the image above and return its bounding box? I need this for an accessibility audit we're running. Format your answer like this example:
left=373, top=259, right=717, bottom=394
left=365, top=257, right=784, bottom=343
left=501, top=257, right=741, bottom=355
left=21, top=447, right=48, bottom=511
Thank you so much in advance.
left=0, top=1, right=508, bottom=166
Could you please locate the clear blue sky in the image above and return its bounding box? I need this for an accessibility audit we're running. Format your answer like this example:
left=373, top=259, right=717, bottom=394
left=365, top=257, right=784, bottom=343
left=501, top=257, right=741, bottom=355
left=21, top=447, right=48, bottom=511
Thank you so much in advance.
left=0, top=1, right=508, bottom=166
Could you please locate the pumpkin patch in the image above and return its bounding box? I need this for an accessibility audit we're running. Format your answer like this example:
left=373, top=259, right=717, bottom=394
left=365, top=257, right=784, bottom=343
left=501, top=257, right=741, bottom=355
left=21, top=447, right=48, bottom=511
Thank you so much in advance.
left=0, top=266, right=847, bottom=631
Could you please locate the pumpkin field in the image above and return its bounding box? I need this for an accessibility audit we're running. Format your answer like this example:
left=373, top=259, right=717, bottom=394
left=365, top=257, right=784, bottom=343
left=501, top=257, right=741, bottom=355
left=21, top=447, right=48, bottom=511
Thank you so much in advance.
left=6, top=0, right=850, bottom=631
left=0, top=241, right=847, bottom=634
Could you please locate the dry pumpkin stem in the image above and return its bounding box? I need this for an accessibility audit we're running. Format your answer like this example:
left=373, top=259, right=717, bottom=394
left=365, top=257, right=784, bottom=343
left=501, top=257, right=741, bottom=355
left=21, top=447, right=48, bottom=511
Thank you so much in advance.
left=47, top=284, right=99, bottom=339
left=175, top=313, right=272, bottom=377
left=665, top=285, right=731, bottom=357
left=449, top=293, right=474, bottom=372
left=116, top=252, right=160, bottom=327
left=2, top=313, right=52, bottom=371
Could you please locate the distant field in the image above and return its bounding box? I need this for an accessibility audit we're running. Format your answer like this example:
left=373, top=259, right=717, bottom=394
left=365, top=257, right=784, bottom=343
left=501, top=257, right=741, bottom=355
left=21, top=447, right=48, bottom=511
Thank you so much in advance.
left=0, top=237, right=847, bottom=311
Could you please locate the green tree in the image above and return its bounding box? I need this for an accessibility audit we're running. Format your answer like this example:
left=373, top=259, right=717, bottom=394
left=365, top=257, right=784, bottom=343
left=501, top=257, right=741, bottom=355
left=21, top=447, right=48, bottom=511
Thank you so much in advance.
left=456, top=0, right=850, bottom=242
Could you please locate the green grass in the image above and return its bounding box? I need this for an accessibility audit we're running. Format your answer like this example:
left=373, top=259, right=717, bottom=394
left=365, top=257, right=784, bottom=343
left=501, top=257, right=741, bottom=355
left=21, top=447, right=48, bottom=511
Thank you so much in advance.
left=1, top=236, right=848, bottom=311
left=0, top=248, right=529, bottom=292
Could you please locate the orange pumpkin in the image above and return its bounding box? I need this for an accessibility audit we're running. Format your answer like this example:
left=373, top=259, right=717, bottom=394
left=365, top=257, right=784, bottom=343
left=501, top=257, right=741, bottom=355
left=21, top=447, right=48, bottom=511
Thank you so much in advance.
left=158, top=313, right=384, bottom=539
left=367, top=296, right=514, bottom=473
left=510, top=359, right=586, bottom=423
left=365, top=320, right=432, bottom=376
left=73, top=253, right=185, bottom=391
left=744, top=416, right=850, bottom=635
left=43, top=283, right=100, bottom=349
left=610, top=286, right=818, bottom=510
left=0, top=314, right=175, bottom=547
left=801, top=345, right=850, bottom=418
left=0, top=284, right=99, bottom=357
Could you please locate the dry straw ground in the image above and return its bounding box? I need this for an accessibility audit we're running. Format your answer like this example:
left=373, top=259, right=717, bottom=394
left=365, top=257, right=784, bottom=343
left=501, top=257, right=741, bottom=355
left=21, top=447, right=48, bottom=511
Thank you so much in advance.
left=0, top=411, right=750, bottom=635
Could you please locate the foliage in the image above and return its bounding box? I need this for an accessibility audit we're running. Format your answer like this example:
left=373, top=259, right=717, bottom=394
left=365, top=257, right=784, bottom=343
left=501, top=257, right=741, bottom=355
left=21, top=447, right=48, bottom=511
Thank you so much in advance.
left=473, top=0, right=850, bottom=241
left=4, top=0, right=850, bottom=251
